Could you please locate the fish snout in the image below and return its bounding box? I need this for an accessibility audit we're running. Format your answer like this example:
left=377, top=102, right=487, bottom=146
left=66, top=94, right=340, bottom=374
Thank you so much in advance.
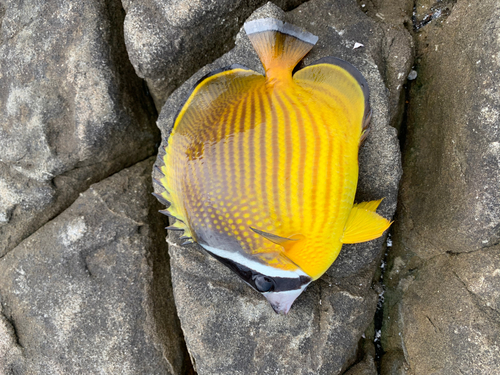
left=264, top=288, right=306, bottom=315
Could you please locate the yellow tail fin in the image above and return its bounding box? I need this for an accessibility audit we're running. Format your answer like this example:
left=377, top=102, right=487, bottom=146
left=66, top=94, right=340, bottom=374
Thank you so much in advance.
left=341, top=199, right=392, bottom=244
left=244, top=18, right=318, bottom=82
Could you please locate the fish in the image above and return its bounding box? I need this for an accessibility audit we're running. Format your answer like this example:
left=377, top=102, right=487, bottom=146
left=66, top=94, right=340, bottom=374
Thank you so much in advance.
left=154, top=18, right=392, bottom=314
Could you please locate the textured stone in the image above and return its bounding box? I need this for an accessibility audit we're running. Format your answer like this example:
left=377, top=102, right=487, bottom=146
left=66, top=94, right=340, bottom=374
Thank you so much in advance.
left=343, top=337, right=378, bottom=375
left=382, top=0, right=500, bottom=373
left=357, top=0, right=414, bottom=130
left=384, top=251, right=500, bottom=374
left=397, top=0, right=500, bottom=258
left=0, top=158, right=188, bottom=374
left=123, top=0, right=308, bottom=109
left=153, top=1, right=405, bottom=374
left=0, top=0, right=158, bottom=257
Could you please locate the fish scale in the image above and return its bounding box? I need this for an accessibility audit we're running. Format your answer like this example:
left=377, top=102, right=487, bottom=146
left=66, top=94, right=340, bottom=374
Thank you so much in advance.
left=156, top=18, right=392, bottom=314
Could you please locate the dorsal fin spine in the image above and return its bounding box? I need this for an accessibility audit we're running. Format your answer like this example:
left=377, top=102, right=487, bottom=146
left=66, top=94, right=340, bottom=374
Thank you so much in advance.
left=244, top=18, right=318, bottom=82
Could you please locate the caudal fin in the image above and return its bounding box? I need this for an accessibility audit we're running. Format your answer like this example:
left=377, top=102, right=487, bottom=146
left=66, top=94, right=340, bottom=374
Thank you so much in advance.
left=244, top=18, right=318, bottom=81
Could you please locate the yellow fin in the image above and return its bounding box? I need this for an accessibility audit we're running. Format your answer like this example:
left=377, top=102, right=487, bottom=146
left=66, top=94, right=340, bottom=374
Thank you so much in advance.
left=244, top=18, right=318, bottom=82
left=293, top=57, right=370, bottom=137
left=341, top=199, right=392, bottom=244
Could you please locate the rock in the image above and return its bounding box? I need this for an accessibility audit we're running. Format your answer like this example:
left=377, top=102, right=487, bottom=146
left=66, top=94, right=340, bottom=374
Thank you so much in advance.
left=358, top=0, right=414, bottom=27
left=384, top=251, right=500, bottom=374
left=344, top=360, right=377, bottom=375
left=0, top=0, right=158, bottom=257
left=398, top=0, right=500, bottom=258
left=153, top=1, right=404, bottom=373
left=382, top=0, right=500, bottom=373
left=0, top=303, right=23, bottom=374
left=122, top=0, right=308, bottom=109
left=0, top=158, right=189, bottom=374
left=343, top=337, right=378, bottom=375
left=357, top=0, right=414, bottom=130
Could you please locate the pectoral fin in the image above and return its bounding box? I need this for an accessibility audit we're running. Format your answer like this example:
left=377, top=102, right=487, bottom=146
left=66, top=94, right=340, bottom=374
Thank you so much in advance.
left=250, top=227, right=298, bottom=246
left=341, top=199, right=392, bottom=244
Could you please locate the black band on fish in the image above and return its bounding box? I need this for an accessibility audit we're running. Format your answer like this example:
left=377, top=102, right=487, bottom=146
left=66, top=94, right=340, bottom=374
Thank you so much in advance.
left=205, top=249, right=312, bottom=293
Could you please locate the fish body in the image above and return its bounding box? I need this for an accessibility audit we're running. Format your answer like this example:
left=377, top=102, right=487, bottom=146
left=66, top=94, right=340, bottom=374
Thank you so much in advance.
left=155, top=18, right=391, bottom=314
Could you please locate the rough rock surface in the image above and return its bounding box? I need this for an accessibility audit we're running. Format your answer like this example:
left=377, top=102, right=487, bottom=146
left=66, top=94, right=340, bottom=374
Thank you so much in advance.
left=123, top=0, right=308, bottom=109
left=153, top=1, right=405, bottom=374
left=0, top=0, right=158, bottom=257
left=357, top=0, right=414, bottom=130
left=382, top=0, right=500, bottom=373
left=0, top=158, right=189, bottom=374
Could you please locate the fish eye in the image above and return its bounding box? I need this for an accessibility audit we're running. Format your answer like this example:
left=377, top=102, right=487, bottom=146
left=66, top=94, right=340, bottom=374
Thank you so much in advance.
left=254, top=275, right=275, bottom=292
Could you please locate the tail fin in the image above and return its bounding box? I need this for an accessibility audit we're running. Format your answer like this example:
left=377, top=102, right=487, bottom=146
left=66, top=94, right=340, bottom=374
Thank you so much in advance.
left=244, top=18, right=318, bottom=82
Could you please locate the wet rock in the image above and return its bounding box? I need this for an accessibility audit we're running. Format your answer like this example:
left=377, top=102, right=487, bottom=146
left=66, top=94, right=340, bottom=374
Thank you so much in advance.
left=153, top=1, right=404, bottom=373
left=383, top=0, right=500, bottom=373
left=0, top=158, right=188, bottom=374
left=0, top=0, right=158, bottom=257
left=122, top=0, right=308, bottom=109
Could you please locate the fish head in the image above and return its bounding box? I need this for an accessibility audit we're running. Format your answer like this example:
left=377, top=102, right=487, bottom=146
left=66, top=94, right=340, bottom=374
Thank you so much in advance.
left=245, top=269, right=312, bottom=315
left=200, top=243, right=312, bottom=314
left=260, top=277, right=312, bottom=315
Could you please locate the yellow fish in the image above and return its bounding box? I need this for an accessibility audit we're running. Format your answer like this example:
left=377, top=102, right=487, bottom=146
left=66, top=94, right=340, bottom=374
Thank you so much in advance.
left=154, top=18, right=391, bottom=314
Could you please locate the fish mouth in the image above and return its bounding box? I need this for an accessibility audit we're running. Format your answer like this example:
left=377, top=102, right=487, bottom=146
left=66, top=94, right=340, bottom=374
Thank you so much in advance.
left=199, top=243, right=312, bottom=313
left=264, top=284, right=310, bottom=315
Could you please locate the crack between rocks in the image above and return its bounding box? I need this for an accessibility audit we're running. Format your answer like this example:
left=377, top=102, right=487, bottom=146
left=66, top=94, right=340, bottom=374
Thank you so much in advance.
left=444, top=239, right=500, bottom=256
left=90, top=188, right=146, bottom=227
left=0, top=307, right=24, bottom=350
left=312, top=282, right=331, bottom=371
left=425, top=314, right=439, bottom=334
left=422, top=243, right=483, bottom=264
left=417, top=244, right=500, bottom=277
left=80, top=251, right=94, bottom=278
left=451, top=270, right=500, bottom=321
left=397, top=302, right=410, bottom=369
left=1, top=0, right=159, bottom=258
left=0, top=153, right=156, bottom=261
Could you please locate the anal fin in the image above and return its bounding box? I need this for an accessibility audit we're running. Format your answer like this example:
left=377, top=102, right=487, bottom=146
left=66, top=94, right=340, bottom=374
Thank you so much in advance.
left=341, top=199, right=392, bottom=244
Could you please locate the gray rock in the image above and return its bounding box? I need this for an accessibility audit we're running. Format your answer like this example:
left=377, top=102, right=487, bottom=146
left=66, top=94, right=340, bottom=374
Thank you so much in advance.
left=344, top=360, right=377, bottom=375
left=382, top=0, right=500, bottom=373
left=123, top=0, right=308, bottom=109
left=343, top=336, right=378, bottom=375
left=0, top=0, right=158, bottom=257
left=397, top=0, right=500, bottom=258
left=383, top=251, right=500, bottom=374
left=357, top=0, right=414, bottom=130
left=0, top=158, right=189, bottom=374
left=153, top=1, right=404, bottom=373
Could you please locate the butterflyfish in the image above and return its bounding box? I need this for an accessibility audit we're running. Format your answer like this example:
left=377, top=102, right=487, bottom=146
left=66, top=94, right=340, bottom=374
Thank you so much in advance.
left=154, top=18, right=392, bottom=314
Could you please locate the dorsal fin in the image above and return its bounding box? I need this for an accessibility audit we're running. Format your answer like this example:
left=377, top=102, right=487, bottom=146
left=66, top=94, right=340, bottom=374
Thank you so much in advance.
left=250, top=227, right=298, bottom=246
left=244, top=18, right=318, bottom=82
